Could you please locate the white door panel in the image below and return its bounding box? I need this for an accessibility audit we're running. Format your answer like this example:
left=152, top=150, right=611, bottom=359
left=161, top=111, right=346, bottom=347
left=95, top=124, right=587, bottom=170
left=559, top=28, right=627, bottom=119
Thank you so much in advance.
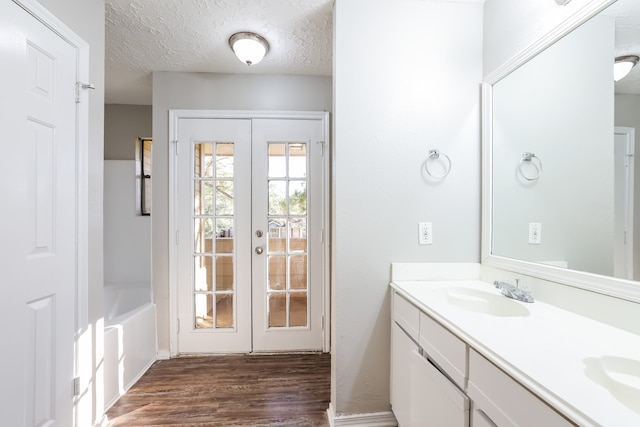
left=1, top=1, right=78, bottom=425
left=176, top=118, right=252, bottom=353
left=251, top=119, right=324, bottom=351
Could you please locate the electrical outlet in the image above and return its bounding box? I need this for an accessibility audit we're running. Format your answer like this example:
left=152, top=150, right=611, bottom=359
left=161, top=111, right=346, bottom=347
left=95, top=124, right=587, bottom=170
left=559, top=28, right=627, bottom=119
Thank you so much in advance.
left=528, top=222, right=541, bottom=244
left=419, top=222, right=433, bottom=245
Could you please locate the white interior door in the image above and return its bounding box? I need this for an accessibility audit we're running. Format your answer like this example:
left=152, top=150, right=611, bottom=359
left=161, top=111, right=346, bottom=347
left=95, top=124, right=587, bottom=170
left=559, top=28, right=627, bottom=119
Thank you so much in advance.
left=614, top=127, right=635, bottom=280
left=0, top=1, right=79, bottom=425
left=173, top=113, right=327, bottom=354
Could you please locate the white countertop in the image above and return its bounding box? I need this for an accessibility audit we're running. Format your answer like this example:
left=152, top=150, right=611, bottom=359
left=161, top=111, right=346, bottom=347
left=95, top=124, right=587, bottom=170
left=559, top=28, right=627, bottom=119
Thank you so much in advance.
left=391, top=279, right=640, bottom=427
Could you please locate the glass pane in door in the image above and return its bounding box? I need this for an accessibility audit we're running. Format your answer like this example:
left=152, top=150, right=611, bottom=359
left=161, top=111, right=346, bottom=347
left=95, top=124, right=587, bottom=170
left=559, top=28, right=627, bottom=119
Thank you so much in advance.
left=266, top=142, right=309, bottom=328
left=193, top=142, right=235, bottom=330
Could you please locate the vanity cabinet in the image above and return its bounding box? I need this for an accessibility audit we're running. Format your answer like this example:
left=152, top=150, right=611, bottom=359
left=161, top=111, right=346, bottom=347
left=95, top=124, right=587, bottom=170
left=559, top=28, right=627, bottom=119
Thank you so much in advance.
left=467, top=349, right=575, bottom=427
left=391, top=290, right=577, bottom=427
left=391, top=292, right=469, bottom=426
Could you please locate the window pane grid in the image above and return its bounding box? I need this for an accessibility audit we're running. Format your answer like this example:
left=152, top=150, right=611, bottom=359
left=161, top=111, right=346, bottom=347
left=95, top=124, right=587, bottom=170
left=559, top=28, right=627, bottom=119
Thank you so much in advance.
left=266, top=142, right=309, bottom=328
left=193, top=142, right=235, bottom=330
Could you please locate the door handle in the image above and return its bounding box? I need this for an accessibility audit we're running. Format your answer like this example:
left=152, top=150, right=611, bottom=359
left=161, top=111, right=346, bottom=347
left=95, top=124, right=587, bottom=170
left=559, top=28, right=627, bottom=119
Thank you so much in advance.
left=255, top=246, right=264, bottom=255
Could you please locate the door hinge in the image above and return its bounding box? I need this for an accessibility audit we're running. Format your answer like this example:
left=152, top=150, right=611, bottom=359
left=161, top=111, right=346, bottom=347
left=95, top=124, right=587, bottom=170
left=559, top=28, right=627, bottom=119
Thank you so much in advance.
left=73, top=377, right=81, bottom=397
left=317, top=140, right=325, bottom=156
left=176, top=230, right=179, bottom=245
left=177, top=318, right=180, bottom=333
left=172, top=140, right=179, bottom=155
left=321, top=315, right=325, bottom=331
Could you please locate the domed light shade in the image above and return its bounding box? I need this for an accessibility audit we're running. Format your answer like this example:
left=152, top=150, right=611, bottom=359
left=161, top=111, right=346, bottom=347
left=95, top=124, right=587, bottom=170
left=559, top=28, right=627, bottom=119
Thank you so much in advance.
left=229, top=32, right=269, bottom=66
left=614, top=55, right=639, bottom=82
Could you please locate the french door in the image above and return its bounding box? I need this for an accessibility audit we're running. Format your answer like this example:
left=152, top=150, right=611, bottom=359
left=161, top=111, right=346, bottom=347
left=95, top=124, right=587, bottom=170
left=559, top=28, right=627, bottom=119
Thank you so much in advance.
left=171, top=112, right=328, bottom=353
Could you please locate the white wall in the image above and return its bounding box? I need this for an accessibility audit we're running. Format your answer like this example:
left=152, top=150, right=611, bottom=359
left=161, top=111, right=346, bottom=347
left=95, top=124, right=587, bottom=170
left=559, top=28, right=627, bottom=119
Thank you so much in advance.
left=151, top=72, right=332, bottom=354
left=34, top=0, right=105, bottom=425
left=104, top=161, right=151, bottom=284
left=333, top=0, right=483, bottom=416
left=492, top=15, right=615, bottom=275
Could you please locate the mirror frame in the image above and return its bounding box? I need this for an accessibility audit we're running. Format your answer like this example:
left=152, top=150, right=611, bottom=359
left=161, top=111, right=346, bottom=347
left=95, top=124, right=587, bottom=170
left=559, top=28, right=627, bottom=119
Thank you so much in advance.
left=481, top=0, right=640, bottom=304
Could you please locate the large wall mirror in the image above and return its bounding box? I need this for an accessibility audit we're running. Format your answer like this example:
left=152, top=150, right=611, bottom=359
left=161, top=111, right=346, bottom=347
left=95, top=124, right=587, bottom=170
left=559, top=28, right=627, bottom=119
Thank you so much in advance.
left=482, top=0, right=640, bottom=303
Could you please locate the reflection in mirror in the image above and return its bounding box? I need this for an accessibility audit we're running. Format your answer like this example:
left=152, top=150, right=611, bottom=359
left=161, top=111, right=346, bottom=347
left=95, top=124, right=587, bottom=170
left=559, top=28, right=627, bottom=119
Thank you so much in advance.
left=490, top=0, right=640, bottom=282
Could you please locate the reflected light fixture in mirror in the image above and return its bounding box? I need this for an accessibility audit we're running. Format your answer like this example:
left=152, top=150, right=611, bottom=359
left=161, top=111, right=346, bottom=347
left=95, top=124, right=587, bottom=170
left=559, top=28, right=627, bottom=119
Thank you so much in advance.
left=614, top=55, right=639, bottom=82
left=229, top=32, right=270, bottom=66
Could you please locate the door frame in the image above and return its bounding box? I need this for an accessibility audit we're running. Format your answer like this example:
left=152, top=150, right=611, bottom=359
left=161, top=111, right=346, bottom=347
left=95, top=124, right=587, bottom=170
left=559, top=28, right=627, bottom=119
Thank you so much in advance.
left=168, top=110, right=330, bottom=356
left=614, top=126, right=635, bottom=279
left=8, top=0, right=90, bottom=424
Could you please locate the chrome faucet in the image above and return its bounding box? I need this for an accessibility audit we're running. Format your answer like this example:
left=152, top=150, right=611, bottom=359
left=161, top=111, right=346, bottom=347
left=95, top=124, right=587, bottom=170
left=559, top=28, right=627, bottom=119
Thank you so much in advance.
left=494, top=279, right=534, bottom=303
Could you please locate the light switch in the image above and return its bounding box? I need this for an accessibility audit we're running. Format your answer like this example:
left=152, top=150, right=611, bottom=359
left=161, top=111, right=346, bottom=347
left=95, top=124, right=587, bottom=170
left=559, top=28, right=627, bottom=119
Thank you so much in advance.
left=528, top=223, right=541, bottom=244
left=419, top=222, right=433, bottom=245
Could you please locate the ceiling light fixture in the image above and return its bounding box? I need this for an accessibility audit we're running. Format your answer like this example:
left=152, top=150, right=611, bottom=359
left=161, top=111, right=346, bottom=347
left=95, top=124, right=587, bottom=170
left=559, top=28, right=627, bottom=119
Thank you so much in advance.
left=555, top=0, right=572, bottom=5
left=229, top=32, right=269, bottom=66
left=614, top=55, right=639, bottom=82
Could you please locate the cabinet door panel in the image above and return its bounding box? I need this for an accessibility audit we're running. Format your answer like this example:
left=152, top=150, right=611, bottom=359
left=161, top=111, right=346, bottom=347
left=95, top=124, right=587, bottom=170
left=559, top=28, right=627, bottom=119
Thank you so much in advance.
left=410, top=350, right=469, bottom=426
left=391, top=322, right=418, bottom=425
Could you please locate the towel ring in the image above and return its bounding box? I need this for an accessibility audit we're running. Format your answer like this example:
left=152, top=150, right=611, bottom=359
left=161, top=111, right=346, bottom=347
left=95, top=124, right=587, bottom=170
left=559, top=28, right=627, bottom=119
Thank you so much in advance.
left=518, top=152, right=542, bottom=181
left=424, top=149, right=451, bottom=179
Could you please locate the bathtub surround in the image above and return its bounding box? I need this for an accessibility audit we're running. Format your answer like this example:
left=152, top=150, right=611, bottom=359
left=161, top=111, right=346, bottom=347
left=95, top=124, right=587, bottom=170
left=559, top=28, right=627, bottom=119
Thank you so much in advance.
left=104, top=161, right=151, bottom=284
left=103, top=282, right=157, bottom=410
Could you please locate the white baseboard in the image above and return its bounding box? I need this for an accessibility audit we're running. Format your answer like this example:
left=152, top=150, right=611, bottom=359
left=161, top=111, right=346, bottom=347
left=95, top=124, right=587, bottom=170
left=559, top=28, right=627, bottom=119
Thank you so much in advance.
left=326, top=403, right=397, bottom=427
left=156, top=349, right=171, bottom=360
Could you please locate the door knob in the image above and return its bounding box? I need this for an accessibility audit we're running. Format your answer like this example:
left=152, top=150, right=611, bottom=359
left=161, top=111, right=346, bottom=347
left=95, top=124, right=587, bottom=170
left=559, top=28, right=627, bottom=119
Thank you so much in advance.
left=255, top=246, right=264, bottom=255
left=255, top=230, right=263, bottom=238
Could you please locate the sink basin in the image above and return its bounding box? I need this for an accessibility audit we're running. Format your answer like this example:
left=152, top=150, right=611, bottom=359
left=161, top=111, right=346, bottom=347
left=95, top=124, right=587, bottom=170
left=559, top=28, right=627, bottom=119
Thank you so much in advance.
left=584, top=356, right=640, bottom=415
left=443, top=287, right=530, bottom=317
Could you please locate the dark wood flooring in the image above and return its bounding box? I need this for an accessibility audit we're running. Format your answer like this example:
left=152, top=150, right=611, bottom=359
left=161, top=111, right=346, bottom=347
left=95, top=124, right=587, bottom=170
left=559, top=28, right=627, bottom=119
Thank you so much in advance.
left=106, top=353, right=331, bottom=427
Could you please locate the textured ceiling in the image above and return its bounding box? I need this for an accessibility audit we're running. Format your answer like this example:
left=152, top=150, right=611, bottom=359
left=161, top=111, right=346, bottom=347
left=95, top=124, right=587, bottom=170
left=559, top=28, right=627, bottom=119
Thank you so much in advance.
left=105, top=0, right=640, bottom=105
left=606, top=0, right=640, bottom=94
left=105, top=0, right=333, bottom=105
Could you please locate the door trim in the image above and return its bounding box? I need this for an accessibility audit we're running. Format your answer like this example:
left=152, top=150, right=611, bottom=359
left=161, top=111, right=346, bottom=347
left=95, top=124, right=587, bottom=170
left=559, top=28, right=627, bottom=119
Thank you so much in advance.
left=168, top=110, right=330, bottom=356
left=10, top=0, right=90, bottom=424
left=614, top=126, right=635, bottom=280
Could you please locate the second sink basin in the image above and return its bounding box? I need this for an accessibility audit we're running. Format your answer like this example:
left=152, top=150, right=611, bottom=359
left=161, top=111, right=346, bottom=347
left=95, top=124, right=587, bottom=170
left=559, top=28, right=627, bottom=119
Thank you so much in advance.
left=443, top=286, right=530, bottom=317
left=584, top=356, right=640, bottom=415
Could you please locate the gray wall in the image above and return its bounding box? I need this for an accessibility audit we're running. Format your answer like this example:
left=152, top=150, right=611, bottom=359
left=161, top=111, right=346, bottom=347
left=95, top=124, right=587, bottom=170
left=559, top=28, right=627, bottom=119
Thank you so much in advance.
left=105, top=104, right=152, bottom=160
left=151, top=72, right=332, bottom=354
left=333, top=0, right=483, bottom=417
left=36, top=0, right=105, bottom=424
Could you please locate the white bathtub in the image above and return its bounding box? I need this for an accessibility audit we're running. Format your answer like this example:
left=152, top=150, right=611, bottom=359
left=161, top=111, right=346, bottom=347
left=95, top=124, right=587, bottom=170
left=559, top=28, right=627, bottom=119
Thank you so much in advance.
left=104, top=282, right=157, bottom=410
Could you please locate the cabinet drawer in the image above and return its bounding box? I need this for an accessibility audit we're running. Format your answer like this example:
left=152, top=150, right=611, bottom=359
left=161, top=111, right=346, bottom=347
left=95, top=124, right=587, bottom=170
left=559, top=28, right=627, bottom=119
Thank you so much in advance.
left=393, top=292, right=420, bottom=341
left=419, top=312, right=467, bottom=389
left=468, top=349, right=575, bottom=427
